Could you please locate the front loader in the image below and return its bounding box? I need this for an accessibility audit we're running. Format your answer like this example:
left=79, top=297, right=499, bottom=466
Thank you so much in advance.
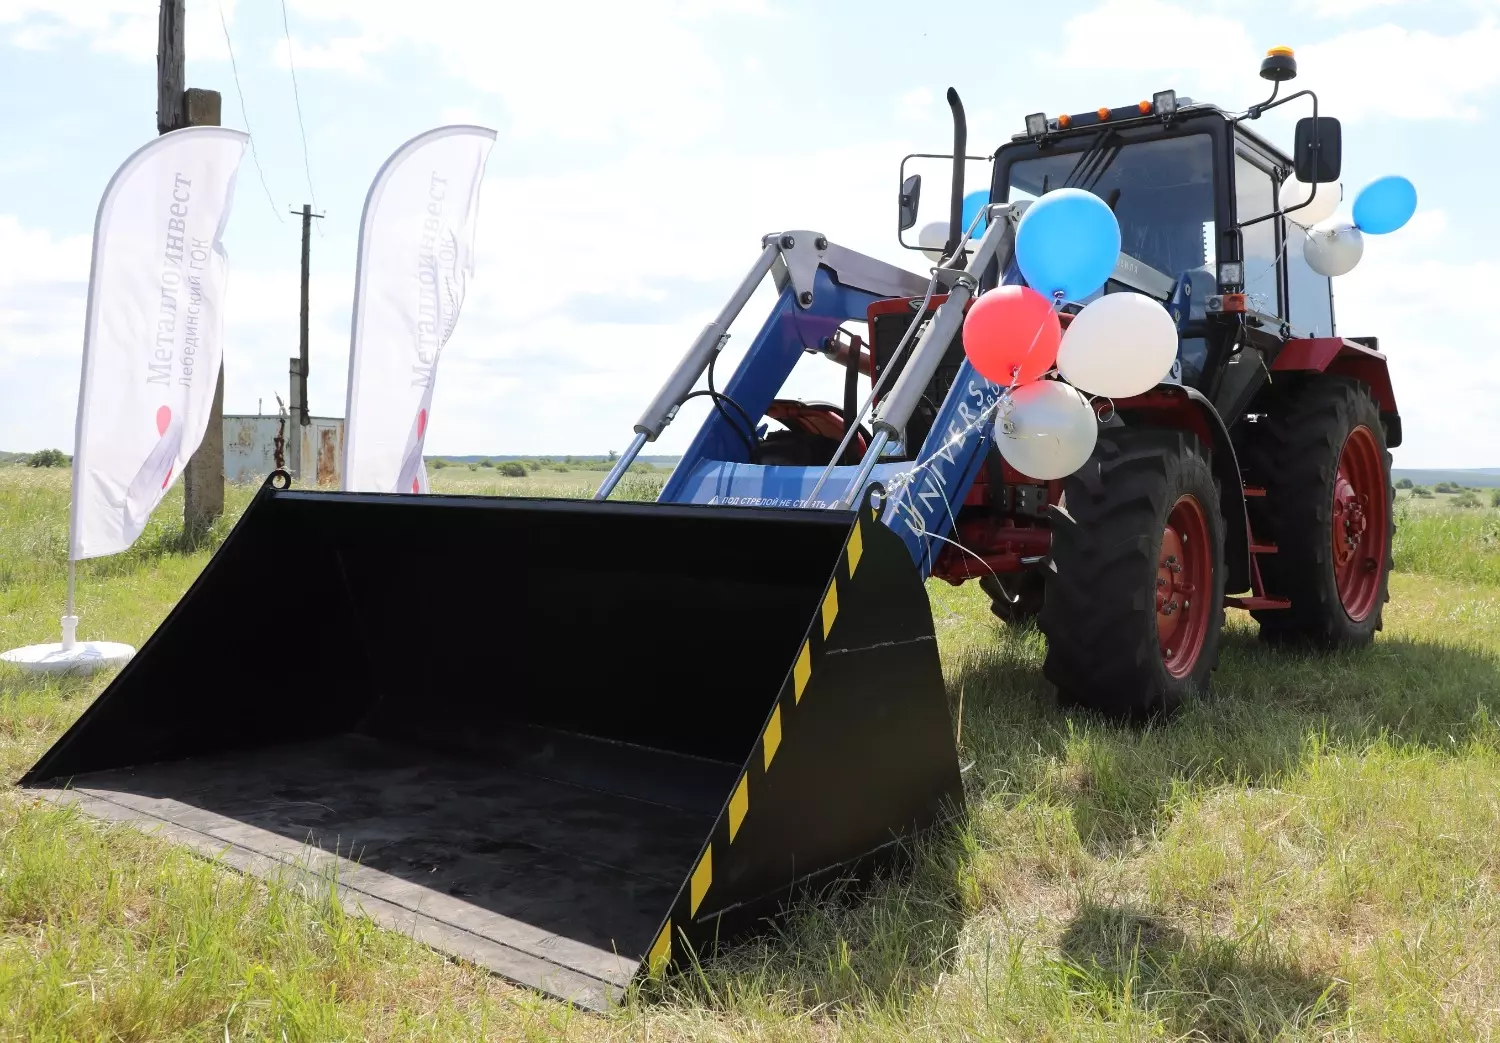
left=24, top=48, right=1397, bottom=1008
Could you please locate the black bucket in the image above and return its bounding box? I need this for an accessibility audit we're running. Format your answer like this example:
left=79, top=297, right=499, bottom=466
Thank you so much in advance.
left=24, top=479, right=961, bottom=1009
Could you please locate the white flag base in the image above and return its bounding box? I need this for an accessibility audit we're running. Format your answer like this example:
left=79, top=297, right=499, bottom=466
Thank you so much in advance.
left=1, top=616, right=134, bottom=675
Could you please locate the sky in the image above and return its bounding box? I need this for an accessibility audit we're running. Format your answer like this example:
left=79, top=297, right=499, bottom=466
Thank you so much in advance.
left=0, top=0, right=1495, bottom=467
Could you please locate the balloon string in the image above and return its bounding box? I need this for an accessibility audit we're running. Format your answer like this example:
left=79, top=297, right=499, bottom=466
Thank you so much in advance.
left=882, top=362, right=1028, bottom=536
left=1242, top=232, right=1292, bottom=314
left=884, top=396, right=1006, bottom=576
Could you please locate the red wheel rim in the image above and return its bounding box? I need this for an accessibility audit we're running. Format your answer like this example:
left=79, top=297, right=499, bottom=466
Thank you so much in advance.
left=1332, top=425, right=1386, bottom=622
left=1157, top=495, right=1212, bottom=679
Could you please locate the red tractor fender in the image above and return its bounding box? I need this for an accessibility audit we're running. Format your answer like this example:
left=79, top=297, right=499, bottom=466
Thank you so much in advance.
left=1111, top=385, right=1253, bottom=596
left=1272, top=337, right=1402, bottom=447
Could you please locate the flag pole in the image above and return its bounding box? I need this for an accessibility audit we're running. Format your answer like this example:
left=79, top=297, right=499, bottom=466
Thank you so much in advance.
left=63, top=561, right=76, bottom=651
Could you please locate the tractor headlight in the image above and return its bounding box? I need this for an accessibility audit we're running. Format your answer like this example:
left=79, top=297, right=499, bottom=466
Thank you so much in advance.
left=1024, top=112, right=1048, bottom=138
left=1218, top=261, right=1244, bottom=287
left=1152, top=90, right=1177, bottom=116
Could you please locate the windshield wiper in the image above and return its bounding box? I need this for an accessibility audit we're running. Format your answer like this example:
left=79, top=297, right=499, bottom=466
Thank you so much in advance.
left=1063, top=127, right=1121, bottom=192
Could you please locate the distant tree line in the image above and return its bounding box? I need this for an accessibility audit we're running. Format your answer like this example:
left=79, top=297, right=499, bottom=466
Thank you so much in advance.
left=423, top=455, right=663, bottom=477
left=27, top=449, right=70, bottom=468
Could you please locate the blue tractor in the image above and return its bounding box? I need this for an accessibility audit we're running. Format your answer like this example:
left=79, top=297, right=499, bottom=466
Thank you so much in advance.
left=25, top=47, right=1398, bottom=1009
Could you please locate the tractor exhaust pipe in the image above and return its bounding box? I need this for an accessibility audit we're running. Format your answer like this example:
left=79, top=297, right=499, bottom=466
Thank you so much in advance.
left=943, top=88, right=967, bottom=264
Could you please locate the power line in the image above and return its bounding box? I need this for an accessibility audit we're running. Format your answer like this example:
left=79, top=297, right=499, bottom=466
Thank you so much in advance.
left=217, top=0, right=285, bottom=223
left=278, top=0, right=322, bottom=235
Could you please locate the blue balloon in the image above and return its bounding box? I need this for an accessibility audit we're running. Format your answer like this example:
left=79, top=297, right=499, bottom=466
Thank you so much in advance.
left=1015, top=188, right=1121, bottom=302
left=1353, top=175, right=1417, bottom=235
left=962, top=190, right=990, bottom=236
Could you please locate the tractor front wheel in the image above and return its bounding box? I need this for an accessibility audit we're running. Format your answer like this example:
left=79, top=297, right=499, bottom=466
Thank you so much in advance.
left=1246, top=376, right=1394, bottom=646
left=1039, top=428, right=1226, bottom=719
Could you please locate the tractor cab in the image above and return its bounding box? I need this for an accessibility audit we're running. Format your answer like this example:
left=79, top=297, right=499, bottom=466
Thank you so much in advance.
left=987, top=81, right=1342, bottom=418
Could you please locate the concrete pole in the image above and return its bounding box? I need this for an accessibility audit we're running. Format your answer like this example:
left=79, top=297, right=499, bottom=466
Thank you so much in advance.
left=286, top=204, right=322, bottom=481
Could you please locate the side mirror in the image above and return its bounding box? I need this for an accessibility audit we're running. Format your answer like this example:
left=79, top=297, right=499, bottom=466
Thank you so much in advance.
left=898, top=173, right=922, bottom=232
left=1294, top=116, right=1342, bottom=183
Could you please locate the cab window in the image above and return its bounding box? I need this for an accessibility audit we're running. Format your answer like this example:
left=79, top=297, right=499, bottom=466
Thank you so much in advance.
left=1234, top=151, right=1280, bottom=318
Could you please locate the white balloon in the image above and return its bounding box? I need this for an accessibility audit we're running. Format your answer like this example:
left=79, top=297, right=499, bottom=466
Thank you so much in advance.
left=994, top=380, right=1098, bottom=481
left=1056, top=291, right=1179, bottom=399
left=917, top=221, right=949, bottom=262
left=1282, top=178, right=1342, bottom=227
left=917, top=220, right=974, bottom=263
left=1302, top=220, right=1364, bottom=277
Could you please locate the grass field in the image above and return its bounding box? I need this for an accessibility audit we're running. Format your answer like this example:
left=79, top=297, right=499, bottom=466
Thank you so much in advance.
left=1, top=463, right=1498, bottom=1041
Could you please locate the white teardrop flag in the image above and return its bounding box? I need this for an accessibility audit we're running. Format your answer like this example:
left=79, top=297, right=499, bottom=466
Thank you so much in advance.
left=71, top=126, right=249, bottom=559
left=342, top=125, right=496, bottom=493
left=3, top=126, right=248, bottom=675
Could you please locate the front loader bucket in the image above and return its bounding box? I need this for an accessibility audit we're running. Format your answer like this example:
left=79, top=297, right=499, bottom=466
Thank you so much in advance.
left=23, top=480, right=961, bottom=1010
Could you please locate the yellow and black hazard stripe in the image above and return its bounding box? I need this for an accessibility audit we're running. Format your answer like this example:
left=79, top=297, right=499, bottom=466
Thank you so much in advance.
left=645, top=513, right=869, bottom=978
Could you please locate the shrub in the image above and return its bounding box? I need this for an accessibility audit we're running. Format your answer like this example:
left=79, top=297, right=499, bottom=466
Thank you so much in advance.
left=1451, top=491, right=1482, bottom=509
left=480, top=459, right=493, bottom=468
left=1434, top=481, right=1460, bottom=494
left=1395, top=477, right=1413, bottom=489
left=1492, top=489, right=1500, bottom=508
left=551, top=464, right=569, bottom=472
left=27, top=448, right=69, bottom=468
left=469, top=464, right=478, bottom=471
left=528, top=460, right=542, bottom=471
left=431, top=458, right=448, bottom=470
left=1412, top=486, right=1433, bottom=499
left=499, top=462, right=527, bottom=478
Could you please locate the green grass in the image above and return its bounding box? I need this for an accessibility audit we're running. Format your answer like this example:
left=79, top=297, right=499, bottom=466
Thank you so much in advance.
left=424, top=462, right=666, bottom=501
left=1394, top=498, right=1500, bottom=586
left=2, top=466, right=1499, bottom=1040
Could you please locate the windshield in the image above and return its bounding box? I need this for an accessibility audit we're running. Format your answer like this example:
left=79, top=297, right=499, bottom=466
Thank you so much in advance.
left=1004, top=133, right=1217, bottom=304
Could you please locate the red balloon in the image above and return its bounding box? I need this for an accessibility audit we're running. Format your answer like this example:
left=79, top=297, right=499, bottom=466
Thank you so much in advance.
left=961, top=285, right=1061, bottom=387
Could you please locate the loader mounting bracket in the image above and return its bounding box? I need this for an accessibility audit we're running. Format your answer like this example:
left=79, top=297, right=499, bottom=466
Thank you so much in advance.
left=769, top=230, right=831, bottom=309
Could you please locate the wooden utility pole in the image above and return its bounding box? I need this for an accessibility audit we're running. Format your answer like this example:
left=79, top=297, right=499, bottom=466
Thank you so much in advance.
left=286, top=204, right=324, bottom=478
left=156, top=1, right=184, bottom=134
left=160, top=0, right=227, bottom=533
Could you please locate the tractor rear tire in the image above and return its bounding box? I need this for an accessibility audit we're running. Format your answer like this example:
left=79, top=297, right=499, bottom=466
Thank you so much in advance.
left=1244, top=376, right=1394, bottom=647
left=980, top=571, right=1045, bottom=626
left=1039, top=428, right=1226, bottom=719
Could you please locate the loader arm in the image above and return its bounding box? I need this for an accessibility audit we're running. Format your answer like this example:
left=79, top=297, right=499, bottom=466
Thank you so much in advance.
left=654, top=210, right=1026, bottom=577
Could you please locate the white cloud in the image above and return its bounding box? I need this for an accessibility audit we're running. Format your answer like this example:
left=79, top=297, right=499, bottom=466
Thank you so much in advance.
left=0, top=216, right=92, bottom=451
left=404, top=136, right=918, bottom=454
left=284, top=0, right=765, bottom=144
left=1298, top=0, right=1406, bottom=15
left=1325, top=210, right=1500, bottom=468
left=0, top=214, right=89, bottom=287
left=1049, top=0, right=1258, bottom=90
left=894, top=87, right=936, bottom=127
left=1296, top=21, right=1500, bottom=120
left=0, top=0, right=233, bottom=63
left=1299, top=0, right=1500, bottom=15
left=271, top=33, right=381, bottom=77
left=1046, top=1, right=1500, bottom=124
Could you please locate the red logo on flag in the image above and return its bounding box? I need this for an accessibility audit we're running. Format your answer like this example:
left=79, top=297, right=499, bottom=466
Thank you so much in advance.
left=157, top=406, right=173, bottom=487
